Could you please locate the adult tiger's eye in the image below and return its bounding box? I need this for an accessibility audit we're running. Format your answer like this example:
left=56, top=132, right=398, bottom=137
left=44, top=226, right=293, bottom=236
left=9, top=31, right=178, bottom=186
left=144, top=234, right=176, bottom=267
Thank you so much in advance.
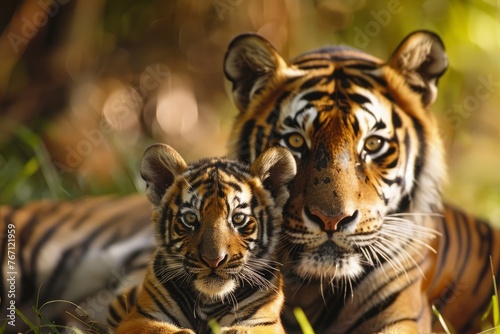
left=287, top=133, right=305, bottom=149
left=232, top=213, right=246, bottom=225
left=364, top=136, right=384, bottom=153
left=183, top=212, right=198, bottom=225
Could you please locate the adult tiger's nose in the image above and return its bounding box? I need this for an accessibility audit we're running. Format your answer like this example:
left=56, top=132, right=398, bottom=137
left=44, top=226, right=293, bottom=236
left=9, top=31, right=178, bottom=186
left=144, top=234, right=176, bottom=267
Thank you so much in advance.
left=309, top=208, right=360, bottom=232
left=201, top=254, right=227, bottom=268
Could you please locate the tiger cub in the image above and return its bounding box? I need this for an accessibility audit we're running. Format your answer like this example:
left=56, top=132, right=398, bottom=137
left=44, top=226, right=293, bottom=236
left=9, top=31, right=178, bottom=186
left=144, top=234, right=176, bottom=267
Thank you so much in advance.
left=113, top=144, right=296, bottom=334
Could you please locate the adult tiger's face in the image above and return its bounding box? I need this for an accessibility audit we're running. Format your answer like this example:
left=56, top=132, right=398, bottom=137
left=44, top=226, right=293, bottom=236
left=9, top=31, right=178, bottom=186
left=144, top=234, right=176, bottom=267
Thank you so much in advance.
left=224, top=31, right=447, bottom=282
left=140, top=144, right=295, bottom=299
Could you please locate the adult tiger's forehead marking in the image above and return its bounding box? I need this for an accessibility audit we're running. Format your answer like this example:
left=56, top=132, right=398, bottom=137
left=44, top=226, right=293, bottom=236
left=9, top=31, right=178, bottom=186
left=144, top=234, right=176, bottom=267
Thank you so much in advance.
left=280, top=48, right=391, bottom=120
left=279, top=69, right=392, bottom=139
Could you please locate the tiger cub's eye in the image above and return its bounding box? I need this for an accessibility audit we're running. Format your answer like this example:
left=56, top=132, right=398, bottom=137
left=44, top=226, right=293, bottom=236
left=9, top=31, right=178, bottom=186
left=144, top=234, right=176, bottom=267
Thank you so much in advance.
left=183, top=212, right=198, bottom=225
left=364, top=135, right=384, bottom=153
left=287, top=133, right=305, bottom=149
left=232, top=213, right=246, bottom=225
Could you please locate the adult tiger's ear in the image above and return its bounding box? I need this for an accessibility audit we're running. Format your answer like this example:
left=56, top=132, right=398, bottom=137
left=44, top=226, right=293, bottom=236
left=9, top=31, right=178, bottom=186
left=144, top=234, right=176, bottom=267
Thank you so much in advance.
left=224, top=33, right=287, bottom=112
left=140, top=144, right=187, bottom=207
left=251, top=147, right=296, bottom=208
left=388, top=30, right=448, bottom=107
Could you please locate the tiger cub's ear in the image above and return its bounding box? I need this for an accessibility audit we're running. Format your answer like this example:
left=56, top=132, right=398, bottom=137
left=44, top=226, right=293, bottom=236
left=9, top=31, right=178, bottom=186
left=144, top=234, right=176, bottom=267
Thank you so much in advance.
left=388, top=30, right=448, bottom=107
left=251, top=147, right=296, bottom=208
left=140, top=144, right=187, bottom=207
left=224, top=33, right=287, bottom=112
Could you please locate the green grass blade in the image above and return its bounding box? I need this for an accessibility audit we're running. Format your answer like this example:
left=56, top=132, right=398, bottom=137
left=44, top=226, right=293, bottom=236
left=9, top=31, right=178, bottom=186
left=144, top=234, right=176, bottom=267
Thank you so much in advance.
left=0, top=157, right=39, bottom=201
left=208, top=318, right=221, bottom=334
left=32, top=305, right=61, bottom=334
left=432, top=304, right=452, bottom=334
left=15, top=124, right=68, bottom=199
left=293, top=307, right=315, bottom=334
left=15, top=308, right=40, bottom=334
left=0, top=320, right=7, bottom=334
left=492, top=295, right=500, bottom=334
left=490, top=256, right=500, bottom=334
left=482, top=298, right=493, bottom=322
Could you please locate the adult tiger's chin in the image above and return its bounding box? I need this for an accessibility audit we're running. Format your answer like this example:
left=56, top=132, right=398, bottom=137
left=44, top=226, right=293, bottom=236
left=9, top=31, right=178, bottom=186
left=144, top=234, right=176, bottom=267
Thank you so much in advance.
left=292, top=249, right=365, bottom=282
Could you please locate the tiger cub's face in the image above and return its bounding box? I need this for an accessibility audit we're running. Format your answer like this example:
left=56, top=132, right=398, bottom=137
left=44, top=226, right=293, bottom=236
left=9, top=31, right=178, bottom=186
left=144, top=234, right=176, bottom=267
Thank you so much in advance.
left=224, top=32, right=447, bottom=283
left=140, top=144, right=295, bottom=299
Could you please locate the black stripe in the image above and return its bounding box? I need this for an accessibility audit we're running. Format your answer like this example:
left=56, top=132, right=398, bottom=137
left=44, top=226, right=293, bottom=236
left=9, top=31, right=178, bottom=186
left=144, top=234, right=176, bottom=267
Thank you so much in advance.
left=429, top=215, right=449, bottom=300
left=460, top=261, right=500, bottom=333
left=349, top=75, right=374, bottom=89
left=275, top=91, right=292, bottom=106
left=292, top=56, right=331, bottom=66
left=144, top=283, right=178, bottom=325
left=41, top=208, right=140, bottom=301
left=107, top=303, right=122, bottom=324
left=348, top=93, right=371, bottom=105
left=454, top=210, right=472, bottom=286
left=266, top=108, right=281, bottom=134
left=366, top=72, right=387, bottom=86
left=255, top=125, right=265, bottom=157
left=392, top=108, right=402, bottom=128
left=27, top=214, right=73, bottom=302
left=18, top=202, right=60, bottom=303
left=346, top=290, right=401, bottom=333
left=352, top=117, right=360, bottom=136
left=299, top=76, right=326, bottom=91
left=159, top=278, right=195, bottom=326
left=238, top=119, right=256, bottom=163
left=137, top=304, right=159, bottom=321
left=347, top=63, right=378, bottom=70
left=474, top=219, right=494, bottom=293
left=302, top=91, right=329, bottom=102
left=412, top=118, right=425, bottom=182
left=297, top=64, right=330, bottom=70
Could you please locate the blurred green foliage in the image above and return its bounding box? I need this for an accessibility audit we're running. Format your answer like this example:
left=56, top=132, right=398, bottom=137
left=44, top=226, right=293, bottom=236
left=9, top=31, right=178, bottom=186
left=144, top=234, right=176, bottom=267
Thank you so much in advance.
left=0, top=0, right=499, bottom=225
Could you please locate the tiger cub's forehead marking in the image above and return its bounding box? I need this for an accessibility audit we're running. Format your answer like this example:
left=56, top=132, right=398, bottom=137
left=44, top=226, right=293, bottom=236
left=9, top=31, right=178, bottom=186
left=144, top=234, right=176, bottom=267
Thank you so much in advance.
left=178, top=166, right=253, bottom=211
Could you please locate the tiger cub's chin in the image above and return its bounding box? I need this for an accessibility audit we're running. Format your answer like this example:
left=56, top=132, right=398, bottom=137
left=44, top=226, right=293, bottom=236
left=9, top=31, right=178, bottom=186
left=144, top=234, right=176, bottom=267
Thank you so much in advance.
left=194, top=274, right=237, bottom=299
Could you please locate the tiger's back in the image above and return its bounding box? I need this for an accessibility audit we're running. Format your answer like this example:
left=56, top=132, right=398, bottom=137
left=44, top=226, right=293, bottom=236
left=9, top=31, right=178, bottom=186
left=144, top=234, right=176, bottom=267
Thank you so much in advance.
left=113, top=144, right=296, bottom=333
left=0, top=195, right=152, bottom=330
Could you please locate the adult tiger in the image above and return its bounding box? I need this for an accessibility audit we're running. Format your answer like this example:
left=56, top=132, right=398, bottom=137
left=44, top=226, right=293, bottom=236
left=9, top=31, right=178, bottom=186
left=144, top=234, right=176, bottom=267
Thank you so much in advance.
left=0, top=195, right=152, bottom=331
left=112, top=144, right=296, bottom=333
left=224, top=30, right=500, bottom=333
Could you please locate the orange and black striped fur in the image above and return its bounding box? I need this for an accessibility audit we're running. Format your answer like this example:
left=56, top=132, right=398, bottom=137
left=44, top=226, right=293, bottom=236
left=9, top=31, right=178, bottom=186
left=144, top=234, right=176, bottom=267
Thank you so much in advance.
left=224, top=31, right=500, bottom=333
left=0, top=195, right=152, bottom=330
left=111, top=144, right=296, bottom=334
